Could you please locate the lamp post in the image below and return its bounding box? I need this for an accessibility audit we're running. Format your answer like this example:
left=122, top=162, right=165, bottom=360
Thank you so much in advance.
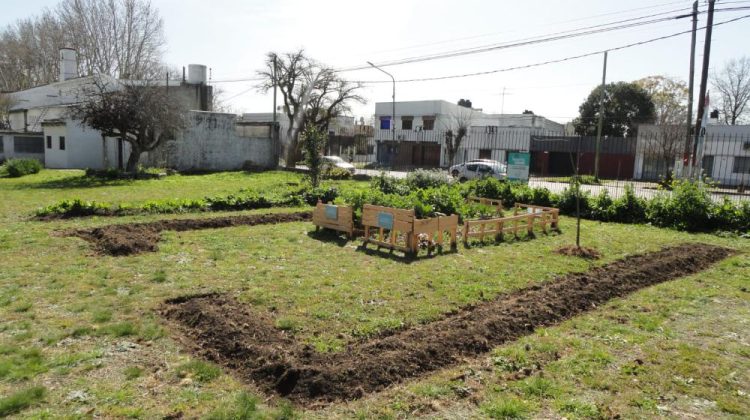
left=367, top=61, right=396, bottom=142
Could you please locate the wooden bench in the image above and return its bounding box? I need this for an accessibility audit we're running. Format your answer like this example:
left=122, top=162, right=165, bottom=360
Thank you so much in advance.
left=312, top=201, right=354, bottom=238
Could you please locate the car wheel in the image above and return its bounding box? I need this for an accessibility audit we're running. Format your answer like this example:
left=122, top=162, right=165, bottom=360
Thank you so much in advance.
left=459, top=177, right=468, bottom=183
left=451, top=170, right=459, bottom=177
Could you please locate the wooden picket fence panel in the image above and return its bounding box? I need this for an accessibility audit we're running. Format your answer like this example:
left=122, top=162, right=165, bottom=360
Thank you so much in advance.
left=467, top=196, right=504, bottom=213
left=413, top=214, right=459, bottom=250
left=362, top=204, right=415, bottom=253
left=463, top=203, right=560, bottom=244
left=312, top=201, right=354, bottom=237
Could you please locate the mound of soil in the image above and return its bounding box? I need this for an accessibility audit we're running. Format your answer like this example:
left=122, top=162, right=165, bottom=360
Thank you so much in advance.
left=556, top=245, right=602, bottom=259
left=161, top=243, right=734, bottom=405
left=71, top=211, right=311, bottom=256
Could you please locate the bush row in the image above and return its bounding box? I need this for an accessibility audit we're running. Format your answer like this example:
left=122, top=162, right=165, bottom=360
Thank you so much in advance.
left=2, top=159, right=43, bottom=178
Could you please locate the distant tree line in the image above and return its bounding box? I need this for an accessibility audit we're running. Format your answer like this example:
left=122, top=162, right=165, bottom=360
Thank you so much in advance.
left=0, top=0, right=166, bottom=91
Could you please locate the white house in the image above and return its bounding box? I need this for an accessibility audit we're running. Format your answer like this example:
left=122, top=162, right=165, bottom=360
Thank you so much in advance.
left=372, top=100, right=563, bottom=167
left=635, top=123, right=750, bottom=186
left=1, top=48, right=215, bottom=170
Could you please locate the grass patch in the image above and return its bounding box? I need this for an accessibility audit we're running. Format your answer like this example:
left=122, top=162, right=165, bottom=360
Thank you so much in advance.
left=0, top=386, right=46, bottom=416
left=124, top=366, right=144, bottom=380
left=482, top=396, right=531, bottom=419
left=176, top=360, right=222, bottom=383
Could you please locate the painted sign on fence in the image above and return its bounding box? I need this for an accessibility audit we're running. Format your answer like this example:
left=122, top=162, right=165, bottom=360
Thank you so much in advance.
left=377, top=212, right=394, bottom=230
left=507, top=152, right=531, bottom=181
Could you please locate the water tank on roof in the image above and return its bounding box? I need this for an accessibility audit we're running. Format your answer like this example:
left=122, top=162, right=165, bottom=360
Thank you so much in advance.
left=187, top=64, right=207, bottom=84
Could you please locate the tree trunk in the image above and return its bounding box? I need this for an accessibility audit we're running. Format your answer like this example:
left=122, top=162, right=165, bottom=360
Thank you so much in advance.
left=125, top=145, right=142, bottom=173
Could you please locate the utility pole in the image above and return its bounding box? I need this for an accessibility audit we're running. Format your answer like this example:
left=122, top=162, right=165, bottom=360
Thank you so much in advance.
left=272, top=55, right=277, bottom=128
left=368, top=61, right=396, bottom=142
left=683, top=1, right=698, bottom=178
left=501, top=86, right=506, bottom=115
left=692, top=0, right=715, bottom=177
left=594, top=51, right=608, bottom=180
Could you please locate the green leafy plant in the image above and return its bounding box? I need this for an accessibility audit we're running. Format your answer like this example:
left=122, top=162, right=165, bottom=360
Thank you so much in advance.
left=301, top=125, right=326, bottom=187
left=4, top=158, right=43, bottom=177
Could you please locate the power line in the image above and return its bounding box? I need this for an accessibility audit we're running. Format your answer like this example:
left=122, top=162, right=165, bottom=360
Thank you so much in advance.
left=336, top=8, right=698, bottom=72
left=350, top=14, right=750, bottom=85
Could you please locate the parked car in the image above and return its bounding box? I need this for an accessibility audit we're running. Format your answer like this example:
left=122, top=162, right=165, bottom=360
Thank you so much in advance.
left=322, top=156, right=356, bottom=174
left=449, top=160, right=507, bottom=182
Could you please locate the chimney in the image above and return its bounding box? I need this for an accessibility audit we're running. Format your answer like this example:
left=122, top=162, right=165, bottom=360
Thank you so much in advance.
left=59, top=48, right=77, bottom=82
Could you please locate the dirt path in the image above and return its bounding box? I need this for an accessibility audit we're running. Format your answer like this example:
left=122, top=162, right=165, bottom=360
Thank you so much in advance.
left=69, top=211, right=312, bottom=256
left=161, top=243, right=734, bottom=405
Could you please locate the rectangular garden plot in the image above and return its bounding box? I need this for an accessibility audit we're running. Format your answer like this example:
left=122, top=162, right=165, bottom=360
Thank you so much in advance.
left=312, top=201, right=353, bottom=237
left=463, top=202, right=560, bottom=244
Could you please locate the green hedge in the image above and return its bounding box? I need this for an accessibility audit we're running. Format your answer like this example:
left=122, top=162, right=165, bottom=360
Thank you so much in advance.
left=3, top=159, right=43, bottom=178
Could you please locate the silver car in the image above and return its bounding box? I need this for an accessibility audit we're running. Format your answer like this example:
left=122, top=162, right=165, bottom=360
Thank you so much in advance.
left=322, top=156, right=356, bottom=174
left=450, top=160, right=507, bottom=182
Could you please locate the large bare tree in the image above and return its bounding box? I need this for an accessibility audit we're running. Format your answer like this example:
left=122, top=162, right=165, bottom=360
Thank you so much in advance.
left=0, top=0, right=166, bottom=91
left=635, top=75, right=688, bottom=176
left=256, top=49, right=363, bottom=166
left=71, top=79, right=187, bottom=172
left=443, top=102, right=474, bottom=166
left=712, top=56, right=750, bottom=125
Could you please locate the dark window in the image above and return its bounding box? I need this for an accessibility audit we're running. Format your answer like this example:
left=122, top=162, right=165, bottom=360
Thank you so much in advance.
left=401, top=117, right=413, bottom=130
left=0, top=136, right=3, bottom=153
left=13, top=137, right=44, bottom=154
left=423, top=117, right=435, bottom=131
left=477, top=164, right=491, bottom=173
left=46, top=136, right=52, bottom=149
left=59, top=136, right=66, bottom=150
left=702, top=155, right=714, bottom=177
left=486, top=126, right=497, bottom=134
left=733, top=156, right=750, bottom=174
left=479, top=149, right=492, bottom=159
left=466, top=164, right=478, bottom=172
left=379, top=117, right=391, bottom=130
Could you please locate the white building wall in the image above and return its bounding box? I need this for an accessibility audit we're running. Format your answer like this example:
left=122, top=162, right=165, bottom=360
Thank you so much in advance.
left=144, top=112, right=276, bottom=171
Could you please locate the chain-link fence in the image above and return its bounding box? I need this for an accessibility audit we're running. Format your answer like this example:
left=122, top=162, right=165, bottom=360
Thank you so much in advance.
left=329, top=125, right=750, bottom=203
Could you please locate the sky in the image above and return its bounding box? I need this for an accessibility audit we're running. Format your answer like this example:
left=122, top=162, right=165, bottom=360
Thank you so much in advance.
left=2, top=0, right=750, bottom=123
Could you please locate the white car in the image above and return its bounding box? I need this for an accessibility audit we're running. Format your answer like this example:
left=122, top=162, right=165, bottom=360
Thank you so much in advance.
left=449, top=160, right=507, bottom=182
left=322, top=156, right=356, bottom=174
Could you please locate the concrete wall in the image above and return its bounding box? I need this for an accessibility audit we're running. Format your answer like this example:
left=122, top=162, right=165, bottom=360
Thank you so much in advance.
left=43, top=121, right=129, bottom=170
left=144, top=111, right=276, bottom=171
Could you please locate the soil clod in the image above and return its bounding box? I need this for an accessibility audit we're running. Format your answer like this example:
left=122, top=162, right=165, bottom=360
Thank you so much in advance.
left=556, top=245, right=602, bottom=259
left=161, top=243, right=733, bottom=405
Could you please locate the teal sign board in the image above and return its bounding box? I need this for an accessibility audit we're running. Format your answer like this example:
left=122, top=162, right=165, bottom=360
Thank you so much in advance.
left=324, top=204, right=338, bottom=220
left=377, top=212, right=394, bottom=230
left=507, top=152, right=531, bottom=181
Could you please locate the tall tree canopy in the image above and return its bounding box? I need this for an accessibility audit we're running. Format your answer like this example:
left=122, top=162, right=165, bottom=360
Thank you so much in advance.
left=256, top=49, right=363, bottom=166
left=711, top=56, right=750, bottom=125
left=573, top=81, right=655, bottom=138
left=0, top=0, right=166, bottom=91
left=71, top=80, right=187, bottom=172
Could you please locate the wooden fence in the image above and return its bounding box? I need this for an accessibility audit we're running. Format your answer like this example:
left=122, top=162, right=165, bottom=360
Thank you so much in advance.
left=467, top=196, right=504, bottom=214
left=312, top=201, right=354, bottom=237
left=361, top=204, right=458, bottom=254
left=463, top=203, right=560, bottom=244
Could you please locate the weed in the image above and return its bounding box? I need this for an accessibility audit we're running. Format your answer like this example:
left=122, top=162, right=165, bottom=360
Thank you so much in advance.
left=152, top=270, right=168, bottom=283
left=482, top=396, right=531, bottom=419
left=176, top=360, right=221, bottom=383
left=101, top=322, right=137, bottom=337
left=124, top=366, right=143, bottom=380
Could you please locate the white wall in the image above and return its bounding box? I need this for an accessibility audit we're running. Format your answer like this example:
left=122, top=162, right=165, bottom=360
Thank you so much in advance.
left=144, top=111, right=276, bottom=171
left=43, top=121, right=130, bottom=170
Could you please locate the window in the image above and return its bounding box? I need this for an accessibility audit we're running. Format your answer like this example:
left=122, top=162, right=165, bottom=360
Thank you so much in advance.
left=59, top=136, right=66, bottom=150
left=401, top=116, right=413, bottom=130
left=466, top=164, right=478, bottom=172
left=423, top=117, right=435, bottom=131
left=46, top=136, right=52, bottom=149
left=13, top=137, right=44, bottom=154
left=0, top=136, right=3, bottom=153
left=379, top=117, right=391, bottom=130
left=479, top=149, right=492, bottom=159
left=733, top=156, right=750, bottom=174
left=485, top=126, right=497, bottom=134
left=702, top=155, right=714, bottom=177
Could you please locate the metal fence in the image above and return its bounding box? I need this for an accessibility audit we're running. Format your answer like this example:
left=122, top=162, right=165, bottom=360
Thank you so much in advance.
left=328, top=125, right=750, bottom=204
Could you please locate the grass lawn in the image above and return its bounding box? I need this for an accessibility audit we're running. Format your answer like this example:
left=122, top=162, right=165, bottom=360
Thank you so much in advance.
left=0, top=169, right=748, bottom=418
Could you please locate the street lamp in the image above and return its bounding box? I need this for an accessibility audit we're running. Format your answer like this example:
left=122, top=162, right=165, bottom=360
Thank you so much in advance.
left=367, top=61, right=396, bottom=142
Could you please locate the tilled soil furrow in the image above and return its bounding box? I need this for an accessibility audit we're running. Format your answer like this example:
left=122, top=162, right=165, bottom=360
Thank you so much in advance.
left=161, top=243, right=734, bottom=405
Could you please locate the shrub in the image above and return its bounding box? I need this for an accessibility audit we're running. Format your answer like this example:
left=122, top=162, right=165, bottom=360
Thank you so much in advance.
left=555, top=186, right=592, bottom=218
left=322, top=167, right=352, bottom=180
left=590, top=190, right=615, bottom=222
left=370, top=172, right=409, bottom=195
left=610, top=184, right=647, bottom=223
left=470, top=178, right=514, bottom=204
left=4, top=158, right=42, bottom=177
left=647, top=180, right=714, bottom=231
left=405, top=169, right=451, bottom=189
left=300, top=185, right=339, bottom=205
left=575, top=174, right=600, bottom=185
